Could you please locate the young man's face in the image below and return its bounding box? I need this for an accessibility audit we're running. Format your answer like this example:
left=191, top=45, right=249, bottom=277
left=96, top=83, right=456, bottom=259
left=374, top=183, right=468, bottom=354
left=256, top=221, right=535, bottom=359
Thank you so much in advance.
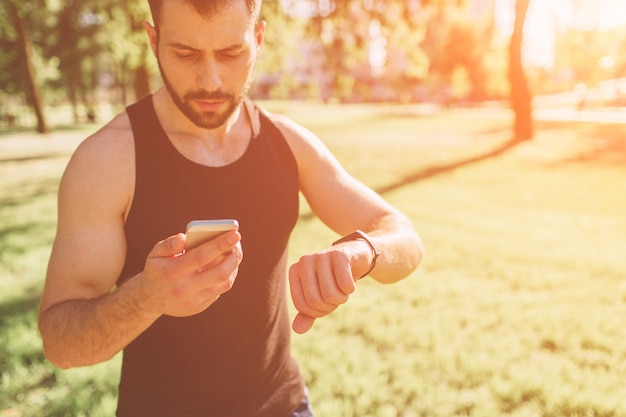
left=147, top=0, right=265, bottom=129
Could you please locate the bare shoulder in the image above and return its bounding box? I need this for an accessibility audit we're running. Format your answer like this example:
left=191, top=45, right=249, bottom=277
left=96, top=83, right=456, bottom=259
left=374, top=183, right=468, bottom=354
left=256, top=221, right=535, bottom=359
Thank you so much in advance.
left=61, top=111, right=135, bottom=219
left=42, top=111, right=136, bottom=313
left=261, top=109, right=335, bottom=170
left=259, top=105, right=410, bottom=241
left=73, top=111, right=134, bottom=166
left=263, top=110, right=314, bottom=143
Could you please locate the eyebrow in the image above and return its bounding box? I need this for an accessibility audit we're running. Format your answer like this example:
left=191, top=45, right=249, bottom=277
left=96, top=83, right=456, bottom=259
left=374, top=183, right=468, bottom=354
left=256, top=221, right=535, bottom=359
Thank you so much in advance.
left=167, top=42, right=245, bottom=53
left=168, top=42, right=201, bottom=52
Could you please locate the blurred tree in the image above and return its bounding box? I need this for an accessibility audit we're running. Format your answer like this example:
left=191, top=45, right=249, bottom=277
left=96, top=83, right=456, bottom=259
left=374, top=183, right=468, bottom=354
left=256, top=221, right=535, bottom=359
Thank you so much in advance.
left=509, top=0, right=532, bottom=140
left=423, top=3, right=493, bottom=103
left=302, top=0, right=364, bottom=101
left=99, top=0, right=154, bottom=103
left=555, top=29, right=604, bottom=85
left=377, top=1, right=429, bottom=102
left=45, top=0, right=153, bottom=122
left=299, top=0, right=435, bottom=102
left=0, top=2, right=21, bottom=96
left=555, top=25, right=626, bottom=83
left=0, top=0, right=156, bottom=130
left=253, top=0, right=302, bottom=98
left=49, top=0, right=104, bottom=123
left=1, top=0, right=49, bottom=133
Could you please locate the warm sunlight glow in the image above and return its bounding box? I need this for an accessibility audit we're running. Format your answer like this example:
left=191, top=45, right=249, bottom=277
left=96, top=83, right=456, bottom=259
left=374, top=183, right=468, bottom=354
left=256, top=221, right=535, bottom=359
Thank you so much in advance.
left=497, top=0, right=626, bottom=69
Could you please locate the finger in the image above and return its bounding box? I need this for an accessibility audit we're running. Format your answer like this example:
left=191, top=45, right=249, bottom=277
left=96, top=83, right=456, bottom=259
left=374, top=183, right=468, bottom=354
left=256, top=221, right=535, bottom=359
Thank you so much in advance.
left=300, top=256, right=339, bottom=311
left=335, top=265, right=357, bottom=297
left=194, top=265, right=239, bottom=298
left=289, top=265, right=310, bottom=314
left=292, top=313, right=316, bottom=334
left=289, top=262, right=332, bottom=318
left=184, top=231, right=241, bottom=273
left=319, top=253, right=354, bottom=304
left=184, top=230, right=240, bottom=253
left=148, top=233, right=186, bottom=258
left=189, top=244, right=243, bottom=290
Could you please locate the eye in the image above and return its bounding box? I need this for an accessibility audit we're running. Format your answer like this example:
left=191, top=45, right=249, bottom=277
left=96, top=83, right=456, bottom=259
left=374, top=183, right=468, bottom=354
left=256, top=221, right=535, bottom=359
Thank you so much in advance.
left=220, top=49, right=244, bottom=59
left=175, top=51, right=198, bottom=61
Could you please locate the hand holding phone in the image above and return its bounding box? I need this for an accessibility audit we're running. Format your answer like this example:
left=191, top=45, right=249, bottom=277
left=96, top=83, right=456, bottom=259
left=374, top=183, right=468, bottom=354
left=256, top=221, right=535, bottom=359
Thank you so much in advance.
left=185, top=219, right=239, bottom=251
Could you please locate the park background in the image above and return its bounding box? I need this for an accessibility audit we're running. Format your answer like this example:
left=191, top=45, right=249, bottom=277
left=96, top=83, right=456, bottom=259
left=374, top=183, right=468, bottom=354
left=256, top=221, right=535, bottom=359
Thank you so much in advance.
left=1, top=0, right=626, bottom=415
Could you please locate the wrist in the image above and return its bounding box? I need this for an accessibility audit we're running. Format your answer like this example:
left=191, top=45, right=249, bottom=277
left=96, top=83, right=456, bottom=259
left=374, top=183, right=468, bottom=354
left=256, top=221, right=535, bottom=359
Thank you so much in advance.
left=122, top=273, right=163, bottom=321
left=333, top=230, right=381, bottom=279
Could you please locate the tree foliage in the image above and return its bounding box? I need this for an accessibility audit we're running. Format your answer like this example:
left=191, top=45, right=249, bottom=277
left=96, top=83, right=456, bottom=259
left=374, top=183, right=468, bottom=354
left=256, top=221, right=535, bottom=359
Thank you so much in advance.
left=423, top=7, right=493, bottom=101
left=0, top=0, right=541, bottom=134
left=252, top=0, right=303, bottom=98
left=291, top=0, right=499, bottom=103
left=46, top=0, right=154, bottom=121
left=0, top=0, right=153, bottom=127
left=0, top=0, right=52, bottom=132
left=296, top=0, right=430, bottom=101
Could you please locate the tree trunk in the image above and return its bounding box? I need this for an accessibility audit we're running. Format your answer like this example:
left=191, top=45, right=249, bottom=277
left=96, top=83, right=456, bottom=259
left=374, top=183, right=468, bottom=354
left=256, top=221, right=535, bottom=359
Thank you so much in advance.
left=509, top=0, right=533, bottom=141
left=8, top=1, right=48, bottom=134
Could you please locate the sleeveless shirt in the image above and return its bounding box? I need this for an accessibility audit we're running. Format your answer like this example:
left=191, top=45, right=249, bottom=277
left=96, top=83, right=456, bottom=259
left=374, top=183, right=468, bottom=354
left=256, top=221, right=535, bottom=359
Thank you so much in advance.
left=116, top=95, right=304, bottom=416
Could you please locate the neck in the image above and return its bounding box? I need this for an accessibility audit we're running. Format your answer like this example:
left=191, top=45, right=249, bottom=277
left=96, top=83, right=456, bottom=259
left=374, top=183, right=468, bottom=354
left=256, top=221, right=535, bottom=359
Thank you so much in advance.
left=154, top=87, right=244, bottom=143
left=152, top=88, right=252, bottom=167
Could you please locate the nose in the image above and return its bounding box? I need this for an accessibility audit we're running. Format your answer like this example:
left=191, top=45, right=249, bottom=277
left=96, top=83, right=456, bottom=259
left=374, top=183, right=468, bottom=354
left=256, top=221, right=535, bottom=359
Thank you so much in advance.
left=197, top=56, right=222, bottom=91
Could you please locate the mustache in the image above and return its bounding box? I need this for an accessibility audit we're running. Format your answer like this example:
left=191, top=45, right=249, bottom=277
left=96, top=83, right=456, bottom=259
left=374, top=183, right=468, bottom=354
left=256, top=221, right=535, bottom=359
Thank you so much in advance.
left=184, top=89, right=234, bottom=101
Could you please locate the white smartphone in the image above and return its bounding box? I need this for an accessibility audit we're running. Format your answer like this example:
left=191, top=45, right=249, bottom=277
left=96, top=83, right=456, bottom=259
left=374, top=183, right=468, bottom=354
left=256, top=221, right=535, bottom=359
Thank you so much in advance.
left=185, top=219, right=239, bottom=250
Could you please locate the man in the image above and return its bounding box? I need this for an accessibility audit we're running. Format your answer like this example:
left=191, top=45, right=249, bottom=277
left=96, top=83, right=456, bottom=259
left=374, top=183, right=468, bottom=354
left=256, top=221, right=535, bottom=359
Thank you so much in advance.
left=37, top=0, right=424, bottom=415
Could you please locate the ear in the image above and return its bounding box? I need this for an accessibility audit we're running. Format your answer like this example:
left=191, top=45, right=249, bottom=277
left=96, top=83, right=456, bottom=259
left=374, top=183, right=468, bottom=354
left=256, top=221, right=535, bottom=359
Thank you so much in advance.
left=255, top=20, right=267, bottom=54
left=144, top=21, right=158, bottom=56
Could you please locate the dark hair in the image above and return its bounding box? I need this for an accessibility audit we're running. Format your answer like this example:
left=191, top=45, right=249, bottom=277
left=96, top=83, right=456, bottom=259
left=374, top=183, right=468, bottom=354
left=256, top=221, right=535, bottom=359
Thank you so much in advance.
left=148, top=0, right=261, bottom=26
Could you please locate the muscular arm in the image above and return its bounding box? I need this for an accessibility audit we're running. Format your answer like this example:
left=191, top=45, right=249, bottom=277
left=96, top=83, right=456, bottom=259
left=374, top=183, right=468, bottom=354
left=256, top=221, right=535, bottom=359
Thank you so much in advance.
left=38, top=117, right=242, bottom=368
left=273, top=113, right=423, bottom=281
left=270, top=113, right=424, bottom=333
left=40, top=230, right=241, bottom=369
left=38, top=119, right=139, bottom=368
left=39, top=272, right=161, bottom=369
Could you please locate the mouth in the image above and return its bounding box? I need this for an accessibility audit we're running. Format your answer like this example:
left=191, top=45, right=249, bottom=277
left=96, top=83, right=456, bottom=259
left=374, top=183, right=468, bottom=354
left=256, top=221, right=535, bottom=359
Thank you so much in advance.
left=194, top=99, right=225, bottom=112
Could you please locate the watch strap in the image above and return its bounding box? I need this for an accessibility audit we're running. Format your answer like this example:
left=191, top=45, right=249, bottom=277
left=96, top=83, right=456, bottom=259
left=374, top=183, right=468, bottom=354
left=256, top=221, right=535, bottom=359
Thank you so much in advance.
left=332, top=230, right=381, bottom=279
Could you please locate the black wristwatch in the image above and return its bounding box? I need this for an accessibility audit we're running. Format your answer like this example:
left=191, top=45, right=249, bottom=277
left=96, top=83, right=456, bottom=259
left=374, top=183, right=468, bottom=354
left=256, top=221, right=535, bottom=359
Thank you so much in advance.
left=332, top=230, right=381, bottom=279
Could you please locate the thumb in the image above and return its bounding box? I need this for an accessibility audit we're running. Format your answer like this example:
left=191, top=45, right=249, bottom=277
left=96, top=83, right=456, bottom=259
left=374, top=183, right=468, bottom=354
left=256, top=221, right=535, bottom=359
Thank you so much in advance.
left=292, top=313, right=316, bottom=334
left=151, top=233, right=186, bottom=258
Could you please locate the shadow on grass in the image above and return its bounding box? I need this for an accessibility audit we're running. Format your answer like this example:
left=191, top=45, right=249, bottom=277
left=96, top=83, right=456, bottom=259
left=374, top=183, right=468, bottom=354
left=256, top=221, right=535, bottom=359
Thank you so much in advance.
left=300, top=135, right=527, bottom=221
left=0, top=152, right=71, bottom=164
left=0, top=179, right=60, bottom=208
left=0, top=293, right=41, bottom=326
left=0, top=220, right=54, bottom=256
left=300, top=118, right=626, bottom=222
left=0, top=122, right=98, bottom=138
left=565, top=125, right=626, bottom=165
left=374, top=135, right=527, bottom=195
left=536, top=120, right=626, bottom=165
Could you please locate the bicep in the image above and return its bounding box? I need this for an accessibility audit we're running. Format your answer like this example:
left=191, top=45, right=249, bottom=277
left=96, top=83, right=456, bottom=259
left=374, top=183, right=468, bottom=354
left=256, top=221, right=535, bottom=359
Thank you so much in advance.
left=273, top=114, right=395, bottom=235
left=42, top=223, right=127, bottom=312
left=301, top=156, right=394, bottom=235
left=40, top=135, right=131, bottom=314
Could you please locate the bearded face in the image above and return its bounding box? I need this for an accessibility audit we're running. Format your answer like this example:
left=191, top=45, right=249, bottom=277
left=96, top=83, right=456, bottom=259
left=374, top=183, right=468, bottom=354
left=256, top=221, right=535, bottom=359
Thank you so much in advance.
left=151, top=0, right=264, bottom=129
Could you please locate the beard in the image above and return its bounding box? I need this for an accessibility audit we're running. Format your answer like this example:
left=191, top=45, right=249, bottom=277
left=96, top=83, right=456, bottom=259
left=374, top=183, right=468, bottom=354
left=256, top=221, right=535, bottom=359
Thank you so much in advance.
left=157, top=59, right=254, bottom=130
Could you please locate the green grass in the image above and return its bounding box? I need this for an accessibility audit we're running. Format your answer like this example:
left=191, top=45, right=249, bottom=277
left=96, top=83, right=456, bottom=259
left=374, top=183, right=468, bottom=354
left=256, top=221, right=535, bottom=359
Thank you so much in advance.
left=1, top=103, right=626, bottom=416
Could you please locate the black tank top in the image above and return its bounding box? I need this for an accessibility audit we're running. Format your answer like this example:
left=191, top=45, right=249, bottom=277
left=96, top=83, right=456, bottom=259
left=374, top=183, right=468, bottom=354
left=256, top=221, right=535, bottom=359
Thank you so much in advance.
left=116, top=95, right=304, bottom=416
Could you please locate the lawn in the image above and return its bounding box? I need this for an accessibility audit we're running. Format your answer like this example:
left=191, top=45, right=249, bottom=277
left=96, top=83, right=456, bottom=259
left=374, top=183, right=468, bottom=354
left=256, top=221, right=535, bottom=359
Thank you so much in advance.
left=1, top=102, right=625, bottom=416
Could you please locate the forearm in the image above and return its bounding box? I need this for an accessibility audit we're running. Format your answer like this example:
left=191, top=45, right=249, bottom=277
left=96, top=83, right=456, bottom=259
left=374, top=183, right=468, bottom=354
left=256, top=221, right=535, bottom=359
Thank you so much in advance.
left=290, top=211, right=424, bottom=334
left=364, top=213, right=424, bottom=284
left=38, top=276, right=159, bottom=369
